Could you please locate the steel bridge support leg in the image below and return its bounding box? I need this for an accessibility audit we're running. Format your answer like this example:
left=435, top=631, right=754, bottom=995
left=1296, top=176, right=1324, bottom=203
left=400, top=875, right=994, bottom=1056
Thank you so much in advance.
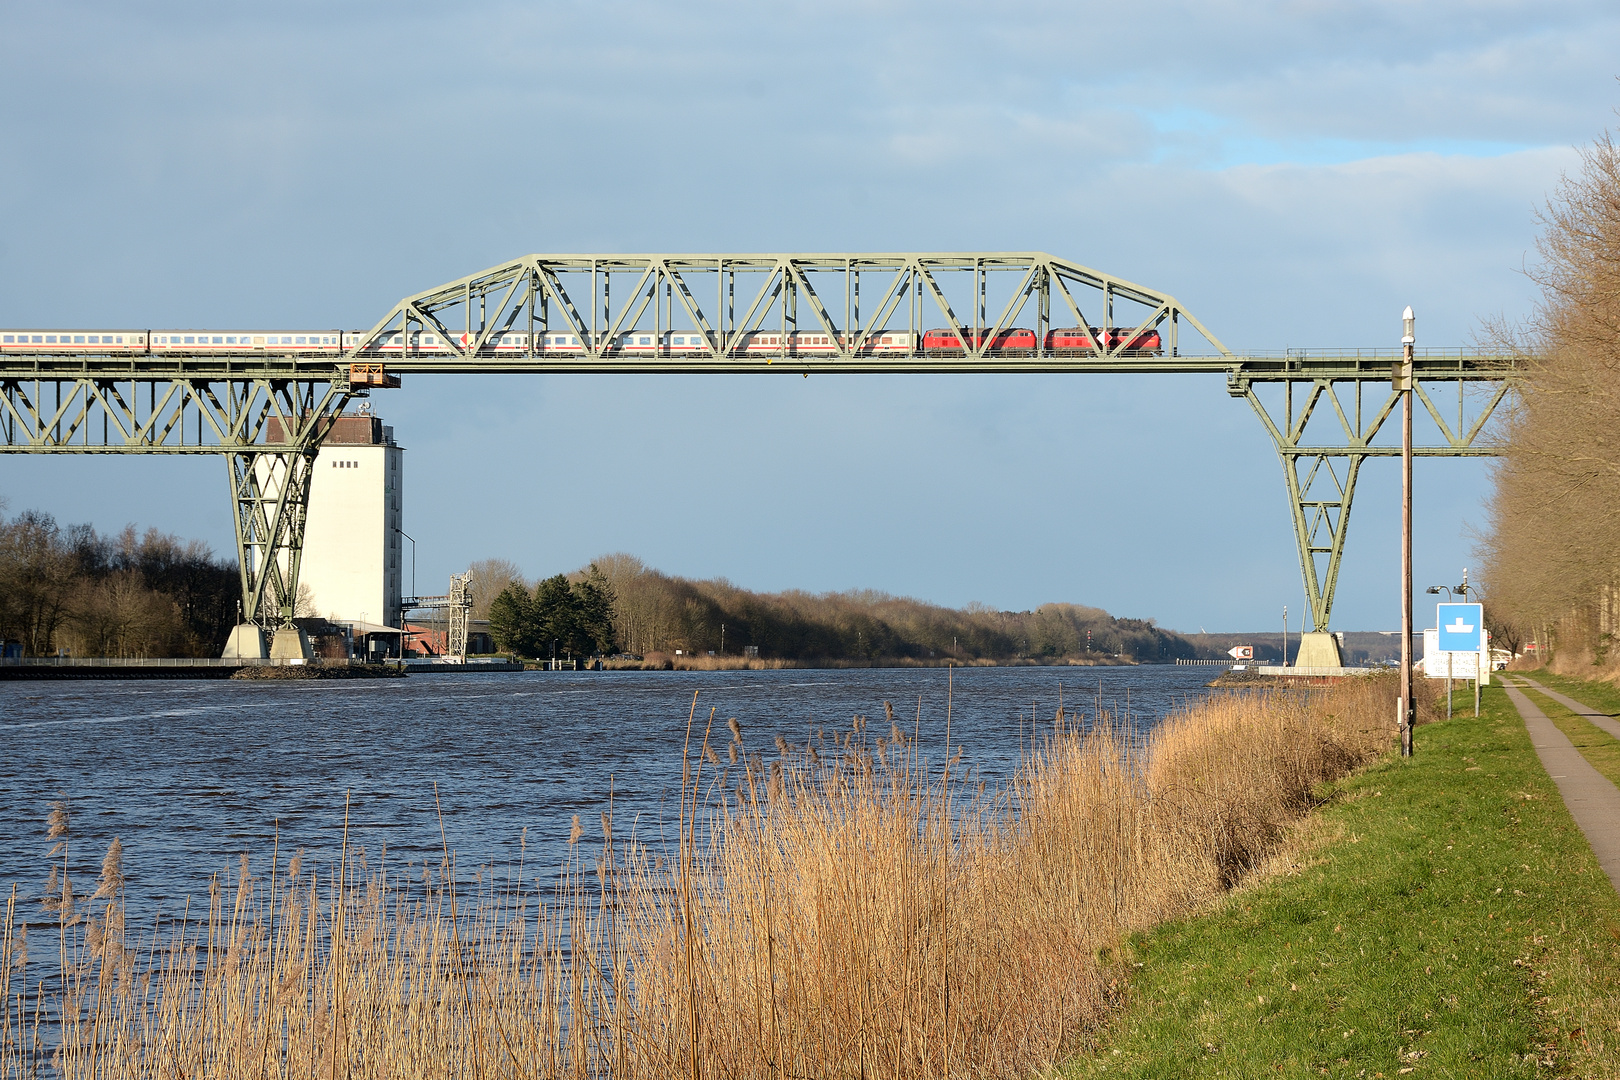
left=1277, top=450, right=1363, bottom=633
left=227, top=448, right=319, bottom=629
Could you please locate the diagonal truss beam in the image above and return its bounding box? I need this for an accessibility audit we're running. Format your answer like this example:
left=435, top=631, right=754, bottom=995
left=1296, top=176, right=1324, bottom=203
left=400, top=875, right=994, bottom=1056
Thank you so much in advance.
left=343, top=252, right=1230, bottom=368
left=0, top=375, right=355, bottom=631
left=1234, top=371, right=1515, bottom=632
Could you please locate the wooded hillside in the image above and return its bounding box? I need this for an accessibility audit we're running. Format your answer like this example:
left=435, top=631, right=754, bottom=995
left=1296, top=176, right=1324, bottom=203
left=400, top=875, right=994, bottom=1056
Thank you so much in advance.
left=471, top=553, right=1195, bottom=664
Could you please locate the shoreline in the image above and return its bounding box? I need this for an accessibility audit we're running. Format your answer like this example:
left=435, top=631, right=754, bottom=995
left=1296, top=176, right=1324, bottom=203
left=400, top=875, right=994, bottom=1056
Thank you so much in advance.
left=1064, top=672, right=1620, bottom=1077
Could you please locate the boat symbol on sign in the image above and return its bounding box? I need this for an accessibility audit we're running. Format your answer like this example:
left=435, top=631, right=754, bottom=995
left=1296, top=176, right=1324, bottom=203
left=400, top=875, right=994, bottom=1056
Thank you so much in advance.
left=1436, top=603, right=1484, bottom=652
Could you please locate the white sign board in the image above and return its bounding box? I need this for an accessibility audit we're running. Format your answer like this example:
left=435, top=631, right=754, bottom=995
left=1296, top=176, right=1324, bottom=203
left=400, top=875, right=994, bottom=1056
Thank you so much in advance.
left=1421, top=626, right=1490, bottom=684
left=1227, top=645, right=1253, bottom=661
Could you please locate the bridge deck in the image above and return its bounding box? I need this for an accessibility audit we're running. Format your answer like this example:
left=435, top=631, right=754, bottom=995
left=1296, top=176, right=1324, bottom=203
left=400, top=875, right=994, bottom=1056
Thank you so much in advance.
left=0, top=347, right=1517, bottom=380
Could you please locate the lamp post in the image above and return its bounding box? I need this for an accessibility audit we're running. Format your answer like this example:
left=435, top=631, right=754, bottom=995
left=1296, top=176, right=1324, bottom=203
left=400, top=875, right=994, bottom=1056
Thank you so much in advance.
left=1426, top=585, right=1453, bottom=720
left=394, top=528, right=417, bottom=653
left=396, top=528, right=417, bottom=599
left=1457, top=568, right=1482, bottom=716
left=1399, top=306, right=1416, bottom=757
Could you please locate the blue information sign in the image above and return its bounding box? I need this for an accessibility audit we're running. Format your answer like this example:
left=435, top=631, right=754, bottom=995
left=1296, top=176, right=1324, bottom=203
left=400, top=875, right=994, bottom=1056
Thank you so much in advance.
left=1436, top=603, right=1484, bottom=653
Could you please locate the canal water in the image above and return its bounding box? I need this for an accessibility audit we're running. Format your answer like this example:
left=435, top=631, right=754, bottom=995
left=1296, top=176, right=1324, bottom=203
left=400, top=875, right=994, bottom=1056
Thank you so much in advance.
left=0, top=665, right=1218, bottom=917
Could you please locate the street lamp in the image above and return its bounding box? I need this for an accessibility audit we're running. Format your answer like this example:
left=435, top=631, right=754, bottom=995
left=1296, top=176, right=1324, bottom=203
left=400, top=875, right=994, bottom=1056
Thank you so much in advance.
left=1456, top=567, right=1477, bottom=602
left=395, top=527, right=417, bottom=599
left=1426, top=585, right=1454, bottom=719
left=1456, top=568, right=1483, bottom=716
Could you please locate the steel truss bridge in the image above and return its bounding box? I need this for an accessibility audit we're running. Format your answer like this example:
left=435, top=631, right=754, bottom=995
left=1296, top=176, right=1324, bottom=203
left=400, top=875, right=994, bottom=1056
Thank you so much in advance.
left=0, top=252, right=1518, bottom=639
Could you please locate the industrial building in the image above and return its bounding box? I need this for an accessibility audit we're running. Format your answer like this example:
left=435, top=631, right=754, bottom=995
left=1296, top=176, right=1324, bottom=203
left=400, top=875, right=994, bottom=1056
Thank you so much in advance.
left=297, top=411, right=405, bottom=636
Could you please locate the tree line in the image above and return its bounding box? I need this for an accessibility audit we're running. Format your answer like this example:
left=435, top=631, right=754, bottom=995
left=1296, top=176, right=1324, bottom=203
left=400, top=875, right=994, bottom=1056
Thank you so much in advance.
left=485, top=567, right=616, bottom=660
left=1480, top=128, right=1620, bottom=669
left=468, top=553, right=1195, bottom=664
left=0, top=505, right=240, bottom=658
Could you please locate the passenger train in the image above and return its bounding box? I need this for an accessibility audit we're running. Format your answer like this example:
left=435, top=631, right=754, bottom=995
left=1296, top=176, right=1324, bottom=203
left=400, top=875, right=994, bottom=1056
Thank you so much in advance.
left=0, top=325, right=1162, bottom=357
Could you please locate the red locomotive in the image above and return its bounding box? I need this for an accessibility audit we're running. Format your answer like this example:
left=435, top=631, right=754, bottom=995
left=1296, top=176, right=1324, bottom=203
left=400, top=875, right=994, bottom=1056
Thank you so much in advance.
left=1042, top=326, right=1162, bottom=354
left=919, top=327, right=1040, bottom=355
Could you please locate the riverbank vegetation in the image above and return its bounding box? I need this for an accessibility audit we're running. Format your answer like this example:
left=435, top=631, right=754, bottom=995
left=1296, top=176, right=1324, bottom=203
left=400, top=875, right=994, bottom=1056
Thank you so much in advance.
left=0, top=505, right=238, bottom=658
left=1065, top=678, right=1620, bottom=1077
left=1480, top=128, right=1620, bottom=680
left=6, top=675, right=1393, bottom=1077
left=474, top=551, right=1195, bottom=664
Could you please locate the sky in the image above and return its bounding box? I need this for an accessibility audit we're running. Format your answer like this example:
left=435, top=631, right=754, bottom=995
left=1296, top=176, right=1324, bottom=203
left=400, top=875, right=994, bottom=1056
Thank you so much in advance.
left=1, top=0, right=1616, bottom=632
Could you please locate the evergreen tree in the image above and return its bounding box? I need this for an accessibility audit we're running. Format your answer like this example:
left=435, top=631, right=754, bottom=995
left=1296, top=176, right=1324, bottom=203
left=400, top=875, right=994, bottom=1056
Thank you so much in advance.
left=487, top=583, right=537, bottom=656
left=573, top=564, right=617, bottom=655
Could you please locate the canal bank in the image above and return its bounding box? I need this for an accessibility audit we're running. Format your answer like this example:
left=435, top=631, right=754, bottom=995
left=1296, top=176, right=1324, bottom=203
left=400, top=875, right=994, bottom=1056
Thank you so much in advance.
left=1064, top=676, right=1620, bottom=1078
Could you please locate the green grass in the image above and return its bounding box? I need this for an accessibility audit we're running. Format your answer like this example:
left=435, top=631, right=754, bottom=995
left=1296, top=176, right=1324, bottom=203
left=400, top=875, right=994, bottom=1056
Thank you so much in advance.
left=1518, top=687, right=1620, bottom=791
left=1522, top=669, right=1620, bottom=718
left=1060, top=685, right=1620, bottom=1079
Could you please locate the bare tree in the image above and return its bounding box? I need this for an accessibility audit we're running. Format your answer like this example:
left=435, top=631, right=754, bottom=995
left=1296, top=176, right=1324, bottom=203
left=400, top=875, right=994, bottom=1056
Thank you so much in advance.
left=466, top=558, right=526, bottom=621
left=1480, top=129, right=1620, bottom=668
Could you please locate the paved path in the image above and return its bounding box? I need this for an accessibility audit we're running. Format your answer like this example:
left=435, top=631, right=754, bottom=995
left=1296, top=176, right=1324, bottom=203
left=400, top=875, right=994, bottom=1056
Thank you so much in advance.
left=1515, top=675, right=1620, bottom=741
left=1500, top=676, right=1620, bottom=892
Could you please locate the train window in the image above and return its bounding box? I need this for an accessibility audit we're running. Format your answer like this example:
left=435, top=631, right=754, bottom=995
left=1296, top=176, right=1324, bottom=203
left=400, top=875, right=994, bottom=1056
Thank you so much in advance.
left=1, top=335, right=11, bottom=343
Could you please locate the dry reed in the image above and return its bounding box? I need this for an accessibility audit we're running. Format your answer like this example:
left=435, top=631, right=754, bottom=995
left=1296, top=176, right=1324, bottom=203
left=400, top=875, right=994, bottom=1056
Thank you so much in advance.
left=3, top=676, right=1396, bottom=1079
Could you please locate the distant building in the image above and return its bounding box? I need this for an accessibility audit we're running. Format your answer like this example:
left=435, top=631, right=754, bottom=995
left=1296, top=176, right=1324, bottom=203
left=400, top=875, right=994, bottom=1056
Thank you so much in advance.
left=293, top=413, right=405, bottom=636
left=405, top=619, right=494, bottom=657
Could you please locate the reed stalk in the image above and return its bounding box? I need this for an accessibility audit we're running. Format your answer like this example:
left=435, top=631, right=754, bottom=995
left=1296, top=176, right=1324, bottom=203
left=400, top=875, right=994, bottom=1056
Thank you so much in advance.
left=2, top=676, right=1398, bottom=1079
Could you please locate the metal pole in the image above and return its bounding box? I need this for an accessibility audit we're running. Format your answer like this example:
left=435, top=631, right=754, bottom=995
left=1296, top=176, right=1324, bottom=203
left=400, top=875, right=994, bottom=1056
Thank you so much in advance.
left=1400, top=306, right=1416, bottom=757
left=1462, top=568, right=1480, bottom=717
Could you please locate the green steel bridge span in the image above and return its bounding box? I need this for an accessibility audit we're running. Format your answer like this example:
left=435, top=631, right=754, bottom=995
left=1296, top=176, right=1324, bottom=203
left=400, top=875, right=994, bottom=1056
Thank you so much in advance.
left=0, top=252, right=1518, bottom=644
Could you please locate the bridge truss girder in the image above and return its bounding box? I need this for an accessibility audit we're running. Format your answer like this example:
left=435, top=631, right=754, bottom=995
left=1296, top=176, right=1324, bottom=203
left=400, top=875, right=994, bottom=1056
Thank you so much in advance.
left=345, top=252, right=1230, bottom=370
left=0, top=253, right=1523, bottom=646
left=0, top=374, right=356, bottom=627
left=1232, top=367, right=1513, bottom=633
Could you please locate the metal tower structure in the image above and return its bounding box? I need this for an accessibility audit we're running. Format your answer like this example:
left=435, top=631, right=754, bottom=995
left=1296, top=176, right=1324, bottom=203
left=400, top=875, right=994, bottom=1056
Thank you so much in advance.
left=401, top=572, right=473, bottom=660
left=0, top=373, right=353, bottom=627
left=0, top=252, right=1521, bottom=645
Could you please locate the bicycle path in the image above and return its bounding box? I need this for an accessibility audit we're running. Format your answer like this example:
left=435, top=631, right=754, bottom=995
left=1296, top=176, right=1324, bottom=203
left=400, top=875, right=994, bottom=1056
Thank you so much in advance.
left=1500, top=676, right=1620, bottom=892
left=1513, top=674, right=1620, bottom=741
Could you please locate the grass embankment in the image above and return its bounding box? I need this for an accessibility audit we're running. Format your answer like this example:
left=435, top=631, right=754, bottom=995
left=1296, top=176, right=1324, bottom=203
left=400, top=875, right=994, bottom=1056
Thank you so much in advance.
left=1063, top=680, right=1620, bottom=1079
left=4, top=678, right=1394, bottom=1078
left=1520, top=678, right=1620, bottom=791
left=1523, top=671, right=1620, bottom=716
